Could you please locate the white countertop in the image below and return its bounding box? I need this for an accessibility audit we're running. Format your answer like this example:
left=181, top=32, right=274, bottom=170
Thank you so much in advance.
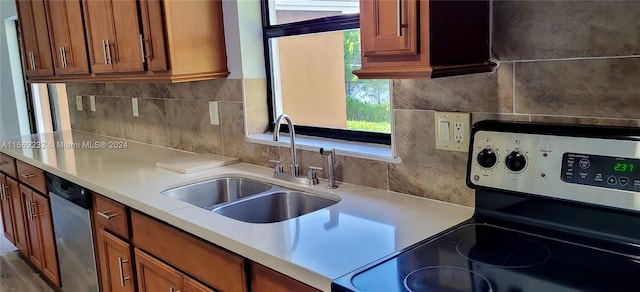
left=0, top=130, right=473, bottom=291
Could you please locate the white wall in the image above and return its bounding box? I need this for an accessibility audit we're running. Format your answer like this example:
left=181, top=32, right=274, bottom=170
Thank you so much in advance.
left=223, top=0, right=266, bottom=79
left=1, top=0, right=30, bottom=139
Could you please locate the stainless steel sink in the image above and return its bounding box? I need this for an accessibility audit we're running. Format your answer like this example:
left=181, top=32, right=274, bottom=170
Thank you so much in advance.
left=213, top=191, right=338, bottom=223
left=161, top=177, right=274, bottom=210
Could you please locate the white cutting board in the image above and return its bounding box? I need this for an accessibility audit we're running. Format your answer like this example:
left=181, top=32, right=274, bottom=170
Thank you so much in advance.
left=156, top=153, right=239, bottom=174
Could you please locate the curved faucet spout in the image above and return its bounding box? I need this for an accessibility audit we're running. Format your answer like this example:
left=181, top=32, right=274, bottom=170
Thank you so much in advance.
left=274, top=114, right=299, bottom=176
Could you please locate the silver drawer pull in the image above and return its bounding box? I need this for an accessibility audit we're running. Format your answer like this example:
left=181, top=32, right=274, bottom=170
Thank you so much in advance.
left=21, top=173, right=35, bottom=179
left=97, top=210, right=116, bottom=219
left=0, top=184, right=5, bottom=200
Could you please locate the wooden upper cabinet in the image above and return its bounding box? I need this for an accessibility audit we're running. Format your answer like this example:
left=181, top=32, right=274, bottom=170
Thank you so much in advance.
left=139, top=0, right=167, bottom=72
left=46, top=0, right=89, bottom=75
left=16, top=0, right=54, bottom=77
left=360, top=0, right=418, bottom=57
left=355, top=0, right=494, bottom=79
left=83, top=0, right=144, bottom=73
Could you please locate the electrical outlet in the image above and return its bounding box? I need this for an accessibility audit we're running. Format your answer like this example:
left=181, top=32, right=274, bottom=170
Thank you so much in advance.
left=435, top=112, right=471, bottom=152
left=132, top=98, right=139, bottom=117
left=454, top=121, right=464, bottom=143
left=89, top=95, right=96, bottom=112
left=75, top=96, right=83, bottom=111
left=209, top=101, right=220, bottom=125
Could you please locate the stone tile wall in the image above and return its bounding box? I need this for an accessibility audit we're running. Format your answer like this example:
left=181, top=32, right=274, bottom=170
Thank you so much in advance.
left=67, top=1, right=640, bottom=207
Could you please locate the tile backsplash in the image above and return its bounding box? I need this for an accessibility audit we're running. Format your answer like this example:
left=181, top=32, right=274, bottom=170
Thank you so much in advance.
left=66, top=1, right=640, bottom=207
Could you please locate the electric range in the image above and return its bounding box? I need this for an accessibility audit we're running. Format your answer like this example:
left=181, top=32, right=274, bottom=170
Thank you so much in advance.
left=333, top=120, right=640, bottom=292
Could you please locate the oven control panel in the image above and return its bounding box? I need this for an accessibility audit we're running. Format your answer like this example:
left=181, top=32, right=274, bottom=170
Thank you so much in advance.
left=561, top=153, right=640, bottom=192
left=468, top=128, right=640, bottom=212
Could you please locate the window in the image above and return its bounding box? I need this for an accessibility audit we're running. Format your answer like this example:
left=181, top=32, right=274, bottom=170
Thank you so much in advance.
left=262, top=0, right=391, bottom=145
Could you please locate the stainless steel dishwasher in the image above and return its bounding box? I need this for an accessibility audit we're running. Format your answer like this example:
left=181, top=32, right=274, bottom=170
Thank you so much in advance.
left=46, top=173, right=98, bottom=292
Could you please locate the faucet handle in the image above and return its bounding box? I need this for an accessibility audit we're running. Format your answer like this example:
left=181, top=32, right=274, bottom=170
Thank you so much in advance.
left=307, top=166, right=323, bottom=185
left=269, top=160, right=284, bottom=173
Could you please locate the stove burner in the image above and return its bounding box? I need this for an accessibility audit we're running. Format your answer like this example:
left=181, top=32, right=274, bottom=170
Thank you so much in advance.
left=403, top=266, right=493, bottom=292
left=456, top=233, right=551, bottom=268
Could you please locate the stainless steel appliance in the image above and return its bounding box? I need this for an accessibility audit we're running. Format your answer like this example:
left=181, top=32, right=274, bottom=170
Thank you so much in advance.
left=47, top=173, right=98, bottom=292
left=333, top=121, right=640, bottom=291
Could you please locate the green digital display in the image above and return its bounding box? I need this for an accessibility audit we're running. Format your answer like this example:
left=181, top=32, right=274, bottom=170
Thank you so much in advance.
left=614, top=162, right=634, bottom=172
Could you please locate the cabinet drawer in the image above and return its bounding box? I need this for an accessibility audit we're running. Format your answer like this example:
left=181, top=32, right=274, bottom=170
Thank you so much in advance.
left=131, top=211, right=247, bottom=292
left=94, top=194, right=129, bottom=239
left=16, top=160, right=46, bottom=194
left=0, top=154, right=16, bottom=179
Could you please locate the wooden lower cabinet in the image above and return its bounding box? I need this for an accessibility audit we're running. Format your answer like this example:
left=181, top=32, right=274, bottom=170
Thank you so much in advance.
left=8, top=177, right=29, bottom=255
left=131, top=211, right=247, bottom=292
left=19, top=183, right=60, bottom=286
left=0, top=174, right=16, bottom=244
left=135, top=248, right=214, bottom=292
left=96, top=229, right=135, bottom=292
left=250, top=262, right=320, bottom=292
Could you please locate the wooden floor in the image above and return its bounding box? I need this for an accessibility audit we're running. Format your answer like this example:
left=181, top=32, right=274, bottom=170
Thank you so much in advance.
left=0, top=216, right=54, bottom=292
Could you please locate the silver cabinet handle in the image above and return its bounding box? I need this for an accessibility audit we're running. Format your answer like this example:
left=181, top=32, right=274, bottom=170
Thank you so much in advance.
left=59, top=47, right=65, bottom=68
left=97, top=210, right=116, bottom=219
left=102, top=40, right=108, bottom=65
left=3, top=185, right=9, bottom=201
left=21, top=173, right=35, bottom=179
left=106, top=40, right=112, bottom=64
left=29, top=200, right=37, bottom=220
left=60, top=47, right=68, bottom=68
left=139, top=34, right=146, bottom=63
left=397, top=0, right=402, bottom=36
left=28, top=52, right=35, bottom=70
left=0, top=184, right=5, bottom=201
left=117, top=257, right=131, bottom=287
left=169, top=288, right=180, bottom=292
left=25, top=199, right=33, bottom=220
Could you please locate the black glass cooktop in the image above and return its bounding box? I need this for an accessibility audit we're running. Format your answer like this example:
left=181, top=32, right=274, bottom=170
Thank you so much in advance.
left=333, top=222, right=640, bottom=292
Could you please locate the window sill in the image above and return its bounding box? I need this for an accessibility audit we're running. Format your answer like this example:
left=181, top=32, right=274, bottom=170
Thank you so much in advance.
left=246, top=133, right=401, bottom=164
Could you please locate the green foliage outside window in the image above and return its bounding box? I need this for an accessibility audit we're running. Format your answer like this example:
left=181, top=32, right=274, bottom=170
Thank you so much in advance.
left=343, top=30, right=391, bottom=133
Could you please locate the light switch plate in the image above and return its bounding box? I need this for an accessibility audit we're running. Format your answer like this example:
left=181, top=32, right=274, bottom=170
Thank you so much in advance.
left=209, top=101, right=220, bottom=125
left=435, top=111, right=471, bottom=152
left=75, top=96, right=83, bottom=111
left=132, top=98, right=139, bottom=117
left=89, top=95, right=96, bottom=112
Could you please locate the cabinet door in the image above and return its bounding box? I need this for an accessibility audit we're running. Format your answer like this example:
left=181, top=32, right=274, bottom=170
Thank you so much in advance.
left=96, top=229, right=135, bottom=292
left=32, top=191, right=60, bottom=286
left=183, top=275, right=215, bottom=292
left=250, top=262, right=320, bottom=292
left=16, top=0, right=54, bottom=76
left=8, top=177, right=29, bottom=255
left=0, top=175, right=16, bottom=244
left=139, top=0, right=167, bottom=71
left=46, top=0, right=89, bottom=74
left=83, top=0, right=144, bottom=73
left=135, top=248, right=182, bottom=292
left=359, top=0, right=418, bottom=57
left=20, top=184, right=43, bottom=270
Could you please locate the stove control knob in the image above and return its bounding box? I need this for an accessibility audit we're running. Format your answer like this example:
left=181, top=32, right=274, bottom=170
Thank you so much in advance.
left=505, top=151, right=527, bottom=172
left=477, top=148, right=497, bottom=168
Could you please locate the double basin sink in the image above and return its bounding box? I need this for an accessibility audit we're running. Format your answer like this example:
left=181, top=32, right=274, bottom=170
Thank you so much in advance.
left=161, top=177, right=339, bottom=223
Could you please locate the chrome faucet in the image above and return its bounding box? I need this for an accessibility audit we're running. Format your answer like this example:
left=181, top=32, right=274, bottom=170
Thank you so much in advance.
left=273, top=114, right=300, bottom=176
left=272, top=114, right=322, bottom=185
